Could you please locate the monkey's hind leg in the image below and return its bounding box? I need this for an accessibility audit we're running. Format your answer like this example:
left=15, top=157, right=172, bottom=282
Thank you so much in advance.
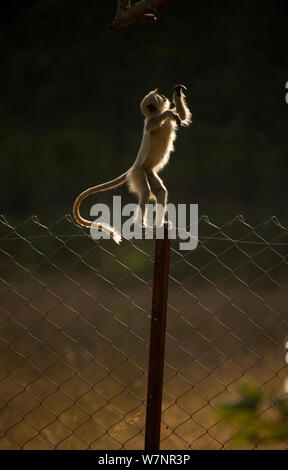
left=147, top=171, right=168, bottom=227
left=128, top=169, right=151, bottom=226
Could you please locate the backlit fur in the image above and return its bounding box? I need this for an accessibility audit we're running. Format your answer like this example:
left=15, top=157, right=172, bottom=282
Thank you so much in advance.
left=73, top=85, right=192, bottom=242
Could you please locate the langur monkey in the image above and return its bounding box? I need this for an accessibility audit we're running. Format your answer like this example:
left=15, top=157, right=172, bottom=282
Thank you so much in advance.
left=73, top=84, right=192, bottom=243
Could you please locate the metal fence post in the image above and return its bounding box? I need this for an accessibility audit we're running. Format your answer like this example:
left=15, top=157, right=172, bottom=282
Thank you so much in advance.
left=145, top=224, right=170, bottom=450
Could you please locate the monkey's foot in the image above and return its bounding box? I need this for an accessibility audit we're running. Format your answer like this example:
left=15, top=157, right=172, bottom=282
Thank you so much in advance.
left=141, top=223, right=154, bottom=230
left=155, top=220, right=173, bottom=230
left=133, top=220, right=153, bottom=230
left=165, top=220, right=174, bottom=230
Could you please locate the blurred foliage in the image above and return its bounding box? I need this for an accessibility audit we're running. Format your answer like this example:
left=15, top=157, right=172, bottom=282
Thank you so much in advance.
left=0, top=0, right=288, bottom=223
left=218, top=383, right=288, bottom=445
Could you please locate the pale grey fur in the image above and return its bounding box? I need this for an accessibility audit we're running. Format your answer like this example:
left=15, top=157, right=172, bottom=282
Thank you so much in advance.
left=73, top=85, right=192, bottom=243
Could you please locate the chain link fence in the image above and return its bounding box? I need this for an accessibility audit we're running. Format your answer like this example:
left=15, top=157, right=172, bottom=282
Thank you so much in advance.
left=0, top=214, right=288, bottom=449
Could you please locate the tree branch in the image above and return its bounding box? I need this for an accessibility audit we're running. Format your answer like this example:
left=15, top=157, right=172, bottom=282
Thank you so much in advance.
left=117, top=0, right=131, bottom=15
left=110, top=0, right=174, bottom=32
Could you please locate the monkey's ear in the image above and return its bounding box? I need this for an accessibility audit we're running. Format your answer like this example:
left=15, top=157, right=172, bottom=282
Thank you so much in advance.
left=147, top=104, right=157, bottom=113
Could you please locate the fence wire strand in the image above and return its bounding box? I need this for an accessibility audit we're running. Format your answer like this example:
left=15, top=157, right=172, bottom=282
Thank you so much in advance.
left=0, top=214, right=288, bottom=449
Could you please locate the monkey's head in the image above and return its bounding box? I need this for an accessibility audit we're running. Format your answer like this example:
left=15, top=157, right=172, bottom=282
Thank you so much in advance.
left=140, top=89, right=170, bottom=117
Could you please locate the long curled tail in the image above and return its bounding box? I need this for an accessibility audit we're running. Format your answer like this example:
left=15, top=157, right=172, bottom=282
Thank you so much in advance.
left=73, top=172, right=127, bottom=244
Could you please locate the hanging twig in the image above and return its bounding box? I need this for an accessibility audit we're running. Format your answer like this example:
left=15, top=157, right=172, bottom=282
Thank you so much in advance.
left=110, top=0, right=174, bottom=31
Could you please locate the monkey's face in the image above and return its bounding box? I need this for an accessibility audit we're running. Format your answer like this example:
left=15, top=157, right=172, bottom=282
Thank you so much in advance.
left=140, top=89, right=170, bottom=117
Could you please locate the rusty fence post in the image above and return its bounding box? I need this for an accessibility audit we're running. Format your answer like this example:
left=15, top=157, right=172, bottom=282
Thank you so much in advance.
left=145, top=224, right=170, bottom=450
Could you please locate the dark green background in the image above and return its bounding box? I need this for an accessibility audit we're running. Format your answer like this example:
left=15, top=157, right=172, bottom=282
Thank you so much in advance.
left=1, top=0, right=287, bottom=224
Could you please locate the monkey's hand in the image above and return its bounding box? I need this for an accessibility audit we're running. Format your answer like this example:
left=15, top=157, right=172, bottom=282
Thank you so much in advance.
left=171, top=111, right=181, bottom=126
left=174, top=84, right=187, bottom=97
left=147, top=110, right=180, bottom=131
left=161, top=110, right=181, bottom=125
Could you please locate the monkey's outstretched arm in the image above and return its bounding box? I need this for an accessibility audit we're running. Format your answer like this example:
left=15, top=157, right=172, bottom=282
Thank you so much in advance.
left=173, top=85, right=192, bottom=126
left=146, top=110, right=180, bottom=132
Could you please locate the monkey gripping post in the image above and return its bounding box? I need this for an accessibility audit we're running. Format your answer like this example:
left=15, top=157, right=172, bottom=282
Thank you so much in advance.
left=145, top=223, right=170, bottom=450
